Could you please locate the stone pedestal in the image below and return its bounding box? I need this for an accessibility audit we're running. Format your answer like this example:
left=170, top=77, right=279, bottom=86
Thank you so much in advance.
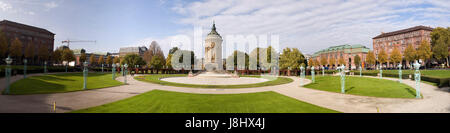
left=188, top=71, right=194, bottom=77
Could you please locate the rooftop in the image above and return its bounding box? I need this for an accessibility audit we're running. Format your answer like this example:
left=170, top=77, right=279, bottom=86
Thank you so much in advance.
left=373, top=25, right=433, bottom=39
left=0, top=20, right=55, bottom=35
left=312, top=44, right=370, bottom=57
left=119, top=46, right=148, bottom=53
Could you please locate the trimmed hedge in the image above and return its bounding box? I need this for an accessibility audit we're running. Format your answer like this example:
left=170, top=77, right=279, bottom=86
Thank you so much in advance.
left=421, top=75, right=450, bottom=88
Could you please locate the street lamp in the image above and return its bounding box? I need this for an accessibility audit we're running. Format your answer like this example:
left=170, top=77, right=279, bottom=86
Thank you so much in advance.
left=83, top=61, right=88, bottom=90
left=4, top=56, right=13, bottom=94
left=322, top=66, right=324, bottom=76
left=398, top=64, right=402, bottom=83
left=359, top=65, right=362, bottom=77
left=311, top=66, right=315, bottom=83
left=23, top=59, right=27, bottom=78
left=44, top=61, right=47, bottom=74
left=112, top=64, right=116, bottom=80
left=379, top=65, right=383, bottom=79
left=124, top=64, right=128, bottom=84
left=121, top=64, right=124, bottom=76
left=300, top=66, right=305, bottom=86
left=340, top=64, right=346, bottom=93
left=413, top=61, right=421, bottom=98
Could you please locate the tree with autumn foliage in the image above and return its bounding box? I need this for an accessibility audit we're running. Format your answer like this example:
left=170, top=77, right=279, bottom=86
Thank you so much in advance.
left=417, top=40, right=433, bottom=68
left=366, top=51, right=376, bottom=69
left=390, top=46, right=402, bottom=66
left=377, top=48, right=388, bottom=68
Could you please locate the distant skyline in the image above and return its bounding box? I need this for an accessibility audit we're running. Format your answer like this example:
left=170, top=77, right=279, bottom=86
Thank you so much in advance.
left=1, top=0, right=449, bottom=57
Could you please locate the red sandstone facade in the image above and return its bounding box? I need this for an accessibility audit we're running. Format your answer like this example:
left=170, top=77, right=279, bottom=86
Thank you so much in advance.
left=372, top=26, right=433, bottom=67
left=312, top=44, right=370, bottom=70
left=0, top=20, right=55, bottom=64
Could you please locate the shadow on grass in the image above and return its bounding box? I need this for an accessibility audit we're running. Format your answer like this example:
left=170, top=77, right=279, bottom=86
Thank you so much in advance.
left=53, top=72, right=110, bottom=78
left=7, top=78, right=66, bottom=95
left=345, top=86, right=355, bottom=92
left=37, top=75, right=75, bottom=82
left=403, top=87, right=417, bottom=97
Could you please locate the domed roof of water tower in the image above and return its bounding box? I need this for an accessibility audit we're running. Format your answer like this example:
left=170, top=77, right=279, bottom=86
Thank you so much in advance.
left=207, top=21, right=221, bottom=38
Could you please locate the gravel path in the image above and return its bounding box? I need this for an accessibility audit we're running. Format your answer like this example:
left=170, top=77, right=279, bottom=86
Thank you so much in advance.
left=0, top=73, right=448, bottom=113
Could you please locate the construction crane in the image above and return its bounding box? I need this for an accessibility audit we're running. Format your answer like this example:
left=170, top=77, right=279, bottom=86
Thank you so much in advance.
left=61, top=39, right=97, bottom=48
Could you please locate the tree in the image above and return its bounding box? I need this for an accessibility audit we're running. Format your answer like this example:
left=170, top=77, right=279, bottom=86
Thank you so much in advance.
left=308, top=58, right=315, bottom=67
left=0, top=30, right=8, bottom=59
left=227, top=50, right=250, bottom=69
left=417, top=40, right=433, bottom=67
left=97, top=55, right=104, bottom=65
left=113, top=57, right=120, bottom=64
left=52, top=48, right=63, bottom=64
left=122, top=53, right=146, bottom=68
left=38, top=44, right=49, bottom=63
left=61, top=48, right=75, bottom=65
left=144, top=41, right=165, bottom=64
left=431, top=27, right=450, bottom=66
left=354, top=55, right=361, bottom=67
left=89, top=54, right=96, bottom=66
left=390, top=46, right=402, bottom=65
left=79, top=53, right=87, bottom=64
left=315, top=59, right=320, bottom=67
left=150, top=54, right=165, bottom=70
left=320, top=56, right=327, bottom=67
left=338, top=56, right=345, bottom=65
left=279, top=48, right=305, bottom=70
left=377, top=48, right=388, bottom=67
left=329, top=57, right=336, bottom=69
left=10, top=38, right=23, bottom=62
left=169, top=47, right=179, bottom=55
left=165, top=54, right=173, bottom=69
left=366, top=51, right=376, bottom=69
left=24, top=42, right=35, bottom=62
left=404, top=44, right=417, bottom=67
left=106, top=55, right=113, bottom=65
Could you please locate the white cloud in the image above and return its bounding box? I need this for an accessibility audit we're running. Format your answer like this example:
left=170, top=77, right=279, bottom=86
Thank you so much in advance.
left=170, top=0, right=450, bottom=55
left=0, top=1, right=12, bottom=11
left=44, top=1, right=58, bottom=9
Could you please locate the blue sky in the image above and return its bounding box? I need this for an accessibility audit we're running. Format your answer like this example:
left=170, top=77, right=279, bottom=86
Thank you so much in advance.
left=1, top=0, right=450, bottom=57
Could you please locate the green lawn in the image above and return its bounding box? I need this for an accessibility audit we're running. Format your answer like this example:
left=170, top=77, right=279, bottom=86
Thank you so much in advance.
left=304, top=76, right=418, bottom=98
left=135, top=74, right=293, bottom=89
left=72, top=90, right=339, bottom=113
left=356, top=70, right=450, bottom=78
left=5, top=72, right=123, bottom=95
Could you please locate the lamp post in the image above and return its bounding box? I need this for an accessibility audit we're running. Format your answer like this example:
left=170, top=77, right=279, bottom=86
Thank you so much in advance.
left=359, top=65, right=362, bottom=77
left=112, top=64, right=116, bottom=80
left=124, top=64, right=128, bottom=84
left=398, top=64, right=402, bottom=83
left=83, top=61, right=88, bottom=90
left=23, top=59, right=27, bottom=78
left=311, top=66, right=315, bottom=83
left=340, top=64, right=346, bottom=93
left=44, top=61, right=47, bottom=74
left=414, top=61, right=421, bottom=98
left=137, top=65, right=140, bottom=74
left=300, top=66, right=305, bottom=86
left=379, top=65, right=382, bottom=79
left=322, top=66, right=324, bottom=76
left=4, top=56, right=12, bottom=94
left=121, top=64, right=124, bottom=76
left=288, top=67, right=291, bottom=76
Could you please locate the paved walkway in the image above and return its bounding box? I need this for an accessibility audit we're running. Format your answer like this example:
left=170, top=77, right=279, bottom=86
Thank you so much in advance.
left=0, top=73, right=449, bottom=113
